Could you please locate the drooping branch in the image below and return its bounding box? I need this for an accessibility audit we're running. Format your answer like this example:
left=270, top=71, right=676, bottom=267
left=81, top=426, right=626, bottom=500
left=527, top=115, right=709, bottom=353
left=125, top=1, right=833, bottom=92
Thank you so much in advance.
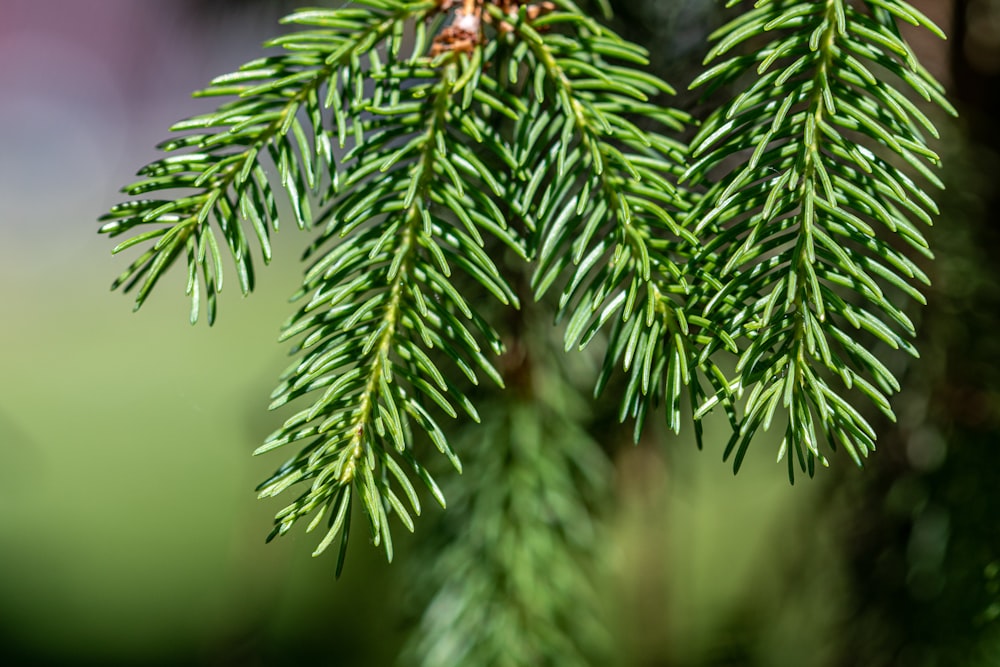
left=686, top=0, right=953, bottom=478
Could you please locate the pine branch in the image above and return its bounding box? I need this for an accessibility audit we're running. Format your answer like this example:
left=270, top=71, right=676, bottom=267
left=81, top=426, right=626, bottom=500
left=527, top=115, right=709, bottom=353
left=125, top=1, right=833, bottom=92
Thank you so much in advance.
left=97, top=0, right=955, bottom=582
left=686, top=0, right=954, bottom=479
left=256, top=49, right=527, bottom=570
left=98, top=0, right=533, bottom=568
left=98, top=1, right=435, bottom=323
left=503, top=6, right=736, bottom=443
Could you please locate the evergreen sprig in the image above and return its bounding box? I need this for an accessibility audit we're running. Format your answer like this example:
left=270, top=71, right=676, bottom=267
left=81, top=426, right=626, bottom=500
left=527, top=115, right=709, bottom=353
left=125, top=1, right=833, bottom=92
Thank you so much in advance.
left=510, top=9, right=736, bottom=445
left=100, top=0, right=952, bottom=573
left=100, top=0, right=703, bottom=567
left=98, top=2, right=432, bottom=324
left=685, top=0, right=953, bottom=480
left=256, top=59, right=521, bottom=570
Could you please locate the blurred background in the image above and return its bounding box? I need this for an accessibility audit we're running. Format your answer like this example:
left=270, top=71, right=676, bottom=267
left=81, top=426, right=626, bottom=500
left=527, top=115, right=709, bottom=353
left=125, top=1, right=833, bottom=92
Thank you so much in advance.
left=1, top=0, right=998, bottom=665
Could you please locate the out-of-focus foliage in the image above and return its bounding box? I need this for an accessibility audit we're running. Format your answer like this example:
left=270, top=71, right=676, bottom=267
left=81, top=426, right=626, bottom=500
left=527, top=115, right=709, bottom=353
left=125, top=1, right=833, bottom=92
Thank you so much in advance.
left=401, top=313, right=612, bottom=667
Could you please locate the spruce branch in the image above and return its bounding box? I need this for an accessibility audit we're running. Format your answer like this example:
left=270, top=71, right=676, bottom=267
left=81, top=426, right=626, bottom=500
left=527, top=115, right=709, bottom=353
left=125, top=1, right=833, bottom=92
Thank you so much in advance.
left=98, top=1, right=434, bottom=323
left=257, top=52, right=521, bottom=570
left=99, top=0, right=538, bottom=568
left=507, top=6, right=735, bottom=442
left=686, top=0, right=954, bottom=479
left=97, top=0, right=955, bottom=581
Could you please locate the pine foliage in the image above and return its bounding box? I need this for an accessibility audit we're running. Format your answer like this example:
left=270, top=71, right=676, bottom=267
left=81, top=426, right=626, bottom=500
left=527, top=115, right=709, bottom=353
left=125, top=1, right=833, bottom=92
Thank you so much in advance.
left=685, top=0, right=954, bottom=479
left=99, top=0, right=951, bottom=577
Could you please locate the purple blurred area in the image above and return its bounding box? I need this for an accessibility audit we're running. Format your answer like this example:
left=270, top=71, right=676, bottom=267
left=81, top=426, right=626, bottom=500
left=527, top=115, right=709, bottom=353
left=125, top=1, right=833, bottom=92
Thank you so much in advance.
left=0, top=1, right=280, bottom=249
